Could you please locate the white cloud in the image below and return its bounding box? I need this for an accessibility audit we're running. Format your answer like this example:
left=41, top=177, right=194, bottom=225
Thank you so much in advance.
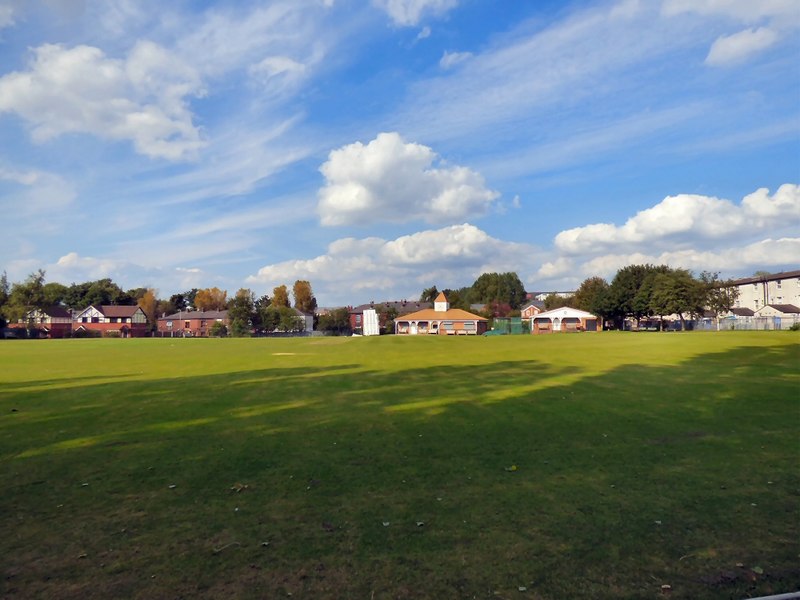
left=373, top=0, right=458, bottom=26
left=705, top=27, right=779, bottom=66
left=439, top=50, right=472, bottom=69
left=416, top=26, right=431, bottom=40
left=318, top=132, right=499, bottom=226
left=0, top=42, right=205, bottom=160
left=247, top=223, right=535, bottom=304
left=554, top=184, right=800, bottom=255
left=580, top=238, right=800, bottom=280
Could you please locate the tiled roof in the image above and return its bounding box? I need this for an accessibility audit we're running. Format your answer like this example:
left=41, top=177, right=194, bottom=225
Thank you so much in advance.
left=765, top=304, right=800, bottom=314
left=730, top=307, right=755, bottom=316
left=395, top=308, right=487, bottom=322
left=99, top=305, right=142, bottom=318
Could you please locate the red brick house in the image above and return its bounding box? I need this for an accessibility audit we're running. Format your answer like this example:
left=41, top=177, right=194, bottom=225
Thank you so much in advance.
left=520, top=301, right=544, bottom=319
left=72, top=305, right=149, bottom=337
left=157, top=310, right=229, bottom=337
left=394, top=292, right=488, bottom=335
left=10, top=306, right=73, bottom=338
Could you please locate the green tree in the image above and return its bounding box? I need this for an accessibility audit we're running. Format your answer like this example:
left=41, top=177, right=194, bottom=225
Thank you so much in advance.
left=442, top=287, right=471, bottom=310
left=608, top=264, right=670, bottom=328
left=544, top=293, right=571, bottom=310
left=649, top=269, right=705, bottom=331
left=572, top=277, right=611, bottom=317
left=260, top=306, right=282, bottom=332
left=469, top=272, right=526, bottom=309
left=700, top=271, right=740, bottom=331
left=228, top=288, right=255, bottom=337
left=317, top=308, right=351, bottom=335
left=278, top=306, right=302, bottom=332
left=2, top=270, right=47, bottom=328
left=292, top=280, right=317, bottom=314
left=271, top=285, right=290, bottom=308
left=208, top=321, right=228, bottom=337
left=42, top=282, right=68, bottom=307
left=420, top=285, right=439, bottom=303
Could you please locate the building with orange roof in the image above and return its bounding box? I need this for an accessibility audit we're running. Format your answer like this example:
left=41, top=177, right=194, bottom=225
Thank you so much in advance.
left=394, top=292, right=488, bottom=335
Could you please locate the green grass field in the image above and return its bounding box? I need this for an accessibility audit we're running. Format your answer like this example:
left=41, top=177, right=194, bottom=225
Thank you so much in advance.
left=1, top=332, right=798, bottom=599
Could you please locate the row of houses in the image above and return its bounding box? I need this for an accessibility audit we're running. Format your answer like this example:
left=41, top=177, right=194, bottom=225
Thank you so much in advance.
left=9, top=270, right=797, bottom=339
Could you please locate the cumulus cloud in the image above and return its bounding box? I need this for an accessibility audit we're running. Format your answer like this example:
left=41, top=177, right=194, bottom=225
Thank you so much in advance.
left=705, top=27, right=779, bottom=66
left=373, top=0, right=458, bottom=26
left=318, top=132, right=499, bottom=226
left=0, top=41, right=205, bottom=160
left=439, top=50, right=472, bottom=69
left=554, top=184, right=800, bottom=255
left=247, top=223, right=534, bottom=303
left=580, top=238, right=800, bottom=280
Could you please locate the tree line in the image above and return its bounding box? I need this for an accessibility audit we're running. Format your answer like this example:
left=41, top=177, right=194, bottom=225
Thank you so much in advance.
left=545, top=266, right=739, bottom=330
left=0, top=271, right=318, bottom=337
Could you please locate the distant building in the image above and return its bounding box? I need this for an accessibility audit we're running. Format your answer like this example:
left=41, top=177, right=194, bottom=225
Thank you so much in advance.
left=530, top=307, right=601, bottom=334
left=11, top=306, right=72, bottom=338
left=157, top=310, right=229, bottom=337
left=72, top=305, right=149, bottom=337
left=348, top=300, right=432, bottom=333
left=729, top=270, right=800, bottom=312
left=394, top=292, right=488, bottom=335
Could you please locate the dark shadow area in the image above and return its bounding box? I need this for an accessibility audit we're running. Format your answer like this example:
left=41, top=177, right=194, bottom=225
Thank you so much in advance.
left=1, top=343, right=798, bottom=599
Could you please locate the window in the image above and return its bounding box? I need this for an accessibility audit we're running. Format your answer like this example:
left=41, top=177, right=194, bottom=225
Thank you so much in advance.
left=185, top=321, right=191, bottom=329
left=110, top=317, right=118, bottom=323
left=776, top=280, right=782, bottom=289
left=91, top=317, right=99, bottom=323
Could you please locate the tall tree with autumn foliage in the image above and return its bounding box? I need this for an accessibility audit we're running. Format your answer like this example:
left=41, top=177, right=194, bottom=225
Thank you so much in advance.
left=271, top=285, right=290, bottom=308
left=136, top=288, right=158, bottom=331
left=194, top=287, right=228, bottom=311
left=292, top=280, right=317, bottom=314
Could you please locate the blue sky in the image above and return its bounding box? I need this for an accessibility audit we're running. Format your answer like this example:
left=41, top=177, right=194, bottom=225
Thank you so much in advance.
left=1, top=0, right=798, bottom=306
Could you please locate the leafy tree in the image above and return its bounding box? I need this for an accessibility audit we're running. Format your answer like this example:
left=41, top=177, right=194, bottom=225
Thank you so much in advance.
left=208, top=321, right=228, bottom=337
left=608, top=264, right=670, bottom=328
left=271, top=285, right=290, bottom=308
left=572, top=277, right=611, bottom=318
left=469, top=272, right=526, bottom=309
left=228, top=288, right=255, bottom=337
left=317, top=308, right=351, bottom=335
left=2, top=270, right=47, bottom=326
left=701, top=271, right=740, bottom=331
left=252, top=294, right=271, bottom=333
left=649, top=269, right=705, bottom=331
left=442, top=287, right=471, bottom=310
left=260, top=306, right=282, bottom=332
left=42, top=282, right=68, bottom=307
left=277, top=306, right=303, bottom=332
left=63, top=278, right=132, bottom=309
left=544, top=293, right=571, bottom=310
left=292, top=280, right=317, bottom=314
left=420, top=286, right=439, bottom=303
left=136, top=289, right=158, bottom=330
left=194, top=287, right=228, bottom=311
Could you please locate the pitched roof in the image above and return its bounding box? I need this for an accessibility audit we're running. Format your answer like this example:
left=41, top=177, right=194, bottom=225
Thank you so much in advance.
left=395, top=307, right=487, bottom=322
left=100, top=305, right=143, bottom=318
left=762, top=304, right=800, bottom=314
left=30, top=305, right=71, bottom=318
left=434, top=292, right=448, bottom=303
left=730, top=307, right=755, bottom=317
left=731, top=270, right=800, bottom=286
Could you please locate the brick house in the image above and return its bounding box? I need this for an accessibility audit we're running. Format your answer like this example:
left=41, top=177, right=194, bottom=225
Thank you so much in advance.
left=157, top=310, right=229, bottom=337
left=11, top=306, right=73, bottom=338
left=72, top=305, right=149, bottom=337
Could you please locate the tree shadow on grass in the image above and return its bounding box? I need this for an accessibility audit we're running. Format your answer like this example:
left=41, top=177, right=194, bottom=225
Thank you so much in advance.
left=0, top=343, right=798, bottom=600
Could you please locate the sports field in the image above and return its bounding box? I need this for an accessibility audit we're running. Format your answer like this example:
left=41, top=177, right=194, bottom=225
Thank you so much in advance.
left=1, top=332, right=798, bottom=599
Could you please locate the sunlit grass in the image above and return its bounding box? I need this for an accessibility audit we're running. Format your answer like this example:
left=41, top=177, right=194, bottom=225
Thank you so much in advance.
left=1, top=332, right=798, bottom=599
